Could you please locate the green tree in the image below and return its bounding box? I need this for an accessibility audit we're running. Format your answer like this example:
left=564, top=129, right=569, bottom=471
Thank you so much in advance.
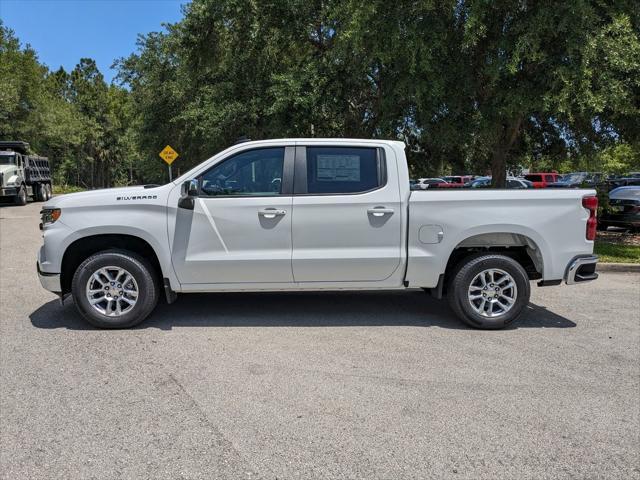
left=118, top=1, right=639, bottom=184
left=1, top=21, right=141, bottom=189
left=5, top=1, right=640, bottom=188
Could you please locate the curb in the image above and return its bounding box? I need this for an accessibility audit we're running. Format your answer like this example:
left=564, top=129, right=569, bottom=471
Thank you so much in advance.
left=597, top=263, right=640, bottom=273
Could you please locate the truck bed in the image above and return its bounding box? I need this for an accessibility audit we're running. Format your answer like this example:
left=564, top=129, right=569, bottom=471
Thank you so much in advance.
left=406, top=188, right=596, bottom=287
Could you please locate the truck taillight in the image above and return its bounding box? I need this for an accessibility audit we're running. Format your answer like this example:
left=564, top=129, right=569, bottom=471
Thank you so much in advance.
left=582, top=195, right=597, bottom=241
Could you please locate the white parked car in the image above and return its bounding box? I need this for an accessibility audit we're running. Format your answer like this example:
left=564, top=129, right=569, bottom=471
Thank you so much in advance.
left=470, top=176, right=534, bottom=189
left=38, top=139, right=599, bottom=330
left=416, top=177, right=447, bottom=189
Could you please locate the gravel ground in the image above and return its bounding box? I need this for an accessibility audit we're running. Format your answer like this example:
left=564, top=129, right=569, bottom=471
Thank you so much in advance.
left=1, top=201, right=639, bottom=479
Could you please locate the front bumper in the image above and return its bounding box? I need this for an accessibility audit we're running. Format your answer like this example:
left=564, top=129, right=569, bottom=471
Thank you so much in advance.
left=0, top=187, right=18, bottom=196
left=37, top=261, right=61, bottom=293
left=565, top=255, right=599, bottom=285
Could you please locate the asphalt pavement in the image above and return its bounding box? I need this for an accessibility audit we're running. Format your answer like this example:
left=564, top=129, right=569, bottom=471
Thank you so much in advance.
left=1, top=201, right=639, bottom=479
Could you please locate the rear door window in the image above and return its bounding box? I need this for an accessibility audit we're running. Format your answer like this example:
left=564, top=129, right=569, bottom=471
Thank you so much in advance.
left=300, top=147, right=384, bottom=194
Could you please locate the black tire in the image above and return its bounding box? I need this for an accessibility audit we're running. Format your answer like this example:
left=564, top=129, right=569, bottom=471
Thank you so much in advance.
left=36, top=183, right=45, bottom=202
left=71, top=250, right=159, bottom=328
left=447, top=254, right=531, bottom=330
left=14, top=185, right=27, bottom=206
left=46, top=184, right=53, bottom=200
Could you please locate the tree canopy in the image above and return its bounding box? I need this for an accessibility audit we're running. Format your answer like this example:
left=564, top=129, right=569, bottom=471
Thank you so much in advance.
left=2, top=1, right=639, bottom=188
left=0, top=23, right=140, bottom=188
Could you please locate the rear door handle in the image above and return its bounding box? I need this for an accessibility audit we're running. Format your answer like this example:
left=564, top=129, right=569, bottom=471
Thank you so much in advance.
left=258, top=208, right=287, bottom=219
left=367, top=207, right=394, bottom=217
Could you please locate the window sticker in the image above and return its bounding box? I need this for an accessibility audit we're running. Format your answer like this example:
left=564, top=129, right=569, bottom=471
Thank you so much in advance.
left=316, top=155, right=361, bottom=182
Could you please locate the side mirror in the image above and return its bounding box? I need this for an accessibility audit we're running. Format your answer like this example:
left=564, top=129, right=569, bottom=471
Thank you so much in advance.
left=181, top=179, right=199, bottom=198
left=178, top=179, right=198, bottom=210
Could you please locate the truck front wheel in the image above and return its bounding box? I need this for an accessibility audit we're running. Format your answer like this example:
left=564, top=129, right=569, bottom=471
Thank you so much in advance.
left=447, top=254, right=530, bottom=329
left=71, top=250, right=159, bottom=328
left=14, top=186, right=27, bottom=206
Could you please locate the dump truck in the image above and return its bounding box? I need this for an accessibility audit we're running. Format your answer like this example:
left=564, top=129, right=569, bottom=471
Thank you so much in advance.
left=0, top=141, right=52, bottom=205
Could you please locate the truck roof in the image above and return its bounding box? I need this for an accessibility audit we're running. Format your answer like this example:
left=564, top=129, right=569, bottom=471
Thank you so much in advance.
left=233, top=138, right=406, bottom=148
left=0, top=141, right=30, bottom=154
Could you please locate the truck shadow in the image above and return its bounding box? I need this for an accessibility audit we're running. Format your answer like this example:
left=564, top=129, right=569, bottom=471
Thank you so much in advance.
left=29, top=290, right=576, bottom=331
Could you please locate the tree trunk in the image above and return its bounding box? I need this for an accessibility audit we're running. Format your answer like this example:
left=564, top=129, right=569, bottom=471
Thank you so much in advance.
left=491, top=148, right=507, bottom=187
left=491, top=117, right=522, bottom=188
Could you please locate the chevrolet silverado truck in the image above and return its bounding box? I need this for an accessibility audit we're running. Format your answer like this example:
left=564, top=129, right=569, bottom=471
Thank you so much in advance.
left=37, top=139, right=599, bottom=329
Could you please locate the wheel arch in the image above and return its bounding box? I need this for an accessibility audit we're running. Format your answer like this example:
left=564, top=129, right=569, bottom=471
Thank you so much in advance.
left=60, top=234, right=164, bottom=295
left=427, top=227, right=549, bottom=298
left=445, top=231, right=545, bottom=280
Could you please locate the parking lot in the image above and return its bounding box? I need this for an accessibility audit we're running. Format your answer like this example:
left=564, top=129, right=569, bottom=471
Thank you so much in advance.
left=1, top=202, right=639, bottom=479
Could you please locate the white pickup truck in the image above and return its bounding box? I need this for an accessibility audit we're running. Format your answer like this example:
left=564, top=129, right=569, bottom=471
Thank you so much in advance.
left=37, top=139, right=599, bottom=329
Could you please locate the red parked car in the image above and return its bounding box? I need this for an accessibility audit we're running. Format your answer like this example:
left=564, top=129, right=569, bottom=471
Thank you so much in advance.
left=438, top=175, right=473, bottom=188
left=523, top=172, right=560, bottom=188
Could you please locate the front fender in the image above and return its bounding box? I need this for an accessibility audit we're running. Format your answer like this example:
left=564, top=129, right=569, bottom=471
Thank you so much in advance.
left=40, top=211, right=178, bottom=290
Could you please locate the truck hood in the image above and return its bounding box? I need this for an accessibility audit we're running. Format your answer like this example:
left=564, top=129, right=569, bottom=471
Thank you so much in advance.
left=0, top=164, right=19, bottom=176
left=44, top=184, right=171, bottom=209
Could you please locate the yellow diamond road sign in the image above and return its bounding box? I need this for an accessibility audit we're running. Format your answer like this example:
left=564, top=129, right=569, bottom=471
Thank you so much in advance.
left=159, top=145, right=179, bottom=165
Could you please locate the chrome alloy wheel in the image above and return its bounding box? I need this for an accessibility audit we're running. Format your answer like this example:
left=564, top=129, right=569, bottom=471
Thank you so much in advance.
left=467, top=268, right=518, bottom=318
left=85, top=266, right=139, bottom=316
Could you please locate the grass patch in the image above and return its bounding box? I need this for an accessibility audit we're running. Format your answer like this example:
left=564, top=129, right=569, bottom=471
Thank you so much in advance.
left=595, top=241, right=640, bottom=264
left=53, top=185, right=85, bottom=195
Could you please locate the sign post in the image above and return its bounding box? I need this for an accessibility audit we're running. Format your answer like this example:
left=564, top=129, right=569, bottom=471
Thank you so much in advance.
left=159, top=145, right=179, bottom=181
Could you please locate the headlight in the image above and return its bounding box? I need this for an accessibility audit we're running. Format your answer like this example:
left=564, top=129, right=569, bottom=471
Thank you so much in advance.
left=40, top=208, right=61, bottom=225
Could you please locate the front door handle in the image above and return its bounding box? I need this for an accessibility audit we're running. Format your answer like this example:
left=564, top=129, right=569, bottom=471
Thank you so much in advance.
left=258, top=208, right=287, bottom=219
left=367, top=207, right=394, bottom=217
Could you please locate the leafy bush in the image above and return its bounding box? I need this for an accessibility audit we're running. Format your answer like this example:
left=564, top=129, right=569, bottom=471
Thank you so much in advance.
left=52, top=185, right=85, bottom=195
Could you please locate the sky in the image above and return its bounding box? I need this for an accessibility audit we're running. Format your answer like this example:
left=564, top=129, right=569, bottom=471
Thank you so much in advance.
left=0, top=0, right=186, bottom=83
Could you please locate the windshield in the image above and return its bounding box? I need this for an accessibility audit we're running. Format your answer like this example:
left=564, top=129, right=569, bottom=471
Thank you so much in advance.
left=0, top=154, right=17, bottom=165
left=471, top=178, right=490, bottom=187
left=524, top=174, right=542, bottom=182
left=562, top=173, right=587, bottom=183
left=610, top=187, right=640, bottom=199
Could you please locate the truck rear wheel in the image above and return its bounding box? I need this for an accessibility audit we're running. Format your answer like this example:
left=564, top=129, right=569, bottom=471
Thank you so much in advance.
left=71, top=250, right=159, bottom=329
left=45, top=184, right=52, bottom=200
left=36, top=183, right=45, bottom=202
left=447, top=254, right=530, bottom=329
left=14, top=186, right=27, bottom=206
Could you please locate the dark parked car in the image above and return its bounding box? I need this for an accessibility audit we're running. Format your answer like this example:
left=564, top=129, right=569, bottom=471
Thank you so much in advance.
left=599, top=186, right=640, bottom=232
left=547, top=172, right=604, bottom=188
left=606, top=176, right=640, bottom=191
